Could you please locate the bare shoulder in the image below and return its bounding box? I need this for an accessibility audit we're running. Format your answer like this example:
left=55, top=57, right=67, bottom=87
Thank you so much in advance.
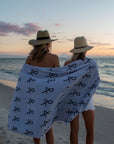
left=47, top=53, right=59, bottom=61
left=25, top=56, right=31, bottom=64
left=48, top=53, right=58, bottom=58
left=64, top=60, right=71, bottom=66
left=47, top=53, right=59, bottom=67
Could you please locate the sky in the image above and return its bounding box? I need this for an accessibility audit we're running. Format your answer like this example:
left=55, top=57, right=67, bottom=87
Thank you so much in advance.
left=0, top=0, right=114, bottom=57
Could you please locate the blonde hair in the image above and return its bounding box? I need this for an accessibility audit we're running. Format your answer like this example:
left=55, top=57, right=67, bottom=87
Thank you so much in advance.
left=71, top=52, right=86, bottom=62
left=29, top=43, right=50, bottom=61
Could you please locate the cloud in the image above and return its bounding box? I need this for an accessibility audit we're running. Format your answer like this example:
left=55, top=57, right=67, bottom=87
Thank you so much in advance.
left=51, top=34, right=58, bottom=38
left=90, top=42, right=111, bottom=46
left=56, top=40, right=63, bottom=43
left=104, top=48, right=114, bottom=50
left=97, top=47, right=114, bottom=50
left=0, top=21, right=41, bottom=36
left=55, top=37, right=73, bottom=43
left=21, top=38, right=30, bottom=41
left=66, top=38, right=73, bottom=42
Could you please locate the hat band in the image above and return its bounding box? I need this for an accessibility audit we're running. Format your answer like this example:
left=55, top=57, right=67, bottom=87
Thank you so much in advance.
left=74, top=45, right=88, bottom=49
left=37, top=36, right=50, bottom=40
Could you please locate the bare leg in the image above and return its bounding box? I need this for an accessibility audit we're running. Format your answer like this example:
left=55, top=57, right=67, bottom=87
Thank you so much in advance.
left=33, top=138, right=40, bottom=144
left=46, top=127, right=54, bottom=144
left=82, top=110, right=94, bottom=144
left=70, top=115, right=79, bottom=144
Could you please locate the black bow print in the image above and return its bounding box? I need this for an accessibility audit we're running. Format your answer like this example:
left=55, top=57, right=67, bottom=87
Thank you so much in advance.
left=14, top=97, right=21, bottom=103
left=65, top=117, right=72, bottom=123
left=41, top=87, right=54, bottom=94
left=68, top=63, right=77, bottom=70
left=16, top=87, right=21, bottom=92
left=89, top=83, right=97, bottom=89
left=70, top=90, right=80, bottom=96
left=12, top=116, right=20, bottom=122
left=25, top=119, right=34, bottom=126
left=56, top=101, right=62, bottom=108
left=26, top=78, right=36, bottom=83
left=47, top=79, right=55, bottom=83
left=27, top=98, right=35, bottom=104
left=13, top=106, right=21, bottom=112
left=88, top=93, right=91, bottom=97
left=64, top=76, right=77, bottom=82
left=26, top=87, right=35, bottom=94
left=26, top=108, right=35, bottom=115
left=66, top=109, right=79, bottom=115
left=88, top=65, right=95, bottom=70
left=28, top=69, right=38, bottom=76
left=67, top=99, right=77, bottom=106
left=24, top=130, right=33, bottom=136
left=53, top=116, right=59, bottom=121
left=98, top=77, right=100, bottom=81
left=41, top=99, right=53, bottom=106
left=66, top=86, right=70, bottom=90
left=49, top=73, right=57, bottom=78
left=79, top=100, right=86, bottom=106
left=84, top=58, right=91, bottom=64
left=77, top=81, right=86, bottom=87
left=18, top=78, right=22, bottom=81
left=40, top=110, right=51, bottom=118
left=83, top=74, right=91, bottom=79
left=40, top=120, right=50, bottom=127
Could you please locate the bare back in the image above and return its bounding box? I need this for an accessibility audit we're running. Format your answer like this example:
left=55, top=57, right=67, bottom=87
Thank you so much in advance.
left=26, top=53, right=60, bottom=68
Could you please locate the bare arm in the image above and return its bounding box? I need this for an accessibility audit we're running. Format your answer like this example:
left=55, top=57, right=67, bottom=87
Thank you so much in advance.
left=64, top=60, right=71, bottom=66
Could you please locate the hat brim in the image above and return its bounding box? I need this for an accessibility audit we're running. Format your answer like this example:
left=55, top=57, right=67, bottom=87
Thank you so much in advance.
left=70, top=46, right=93, bottom=53
left=29, top=39, right=58, bottom=46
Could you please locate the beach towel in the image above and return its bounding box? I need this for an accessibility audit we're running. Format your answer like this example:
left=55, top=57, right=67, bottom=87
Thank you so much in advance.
left=8, top=58, right=100, bottom=138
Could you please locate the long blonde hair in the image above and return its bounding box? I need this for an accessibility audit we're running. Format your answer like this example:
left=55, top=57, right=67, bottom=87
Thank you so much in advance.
left=29, top=43, right=50, bottom=61
left=71, top=52, right=86, bottom=62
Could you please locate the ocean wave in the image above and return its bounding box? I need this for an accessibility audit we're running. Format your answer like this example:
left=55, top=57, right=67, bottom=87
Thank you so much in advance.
left=0, top=72, right=18, bottom=82
left=95, top=91, right=114, bottom=98
left=0, top=70, right=19, bottom=80
left=98, top=65, right=114, bottom=69
left=100, top=80, right=114, bottom=86
left=105, top=72, right=114, bottom=76
left=104, top=65, right=114, bottom=68
left=0, top=68, right=20, bottom=75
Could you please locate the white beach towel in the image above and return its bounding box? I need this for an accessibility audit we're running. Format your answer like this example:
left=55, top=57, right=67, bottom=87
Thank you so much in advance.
left=8, top=58, right=100, bottom=138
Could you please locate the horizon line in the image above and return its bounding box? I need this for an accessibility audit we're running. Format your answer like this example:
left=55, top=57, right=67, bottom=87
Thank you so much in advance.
left=0, top=54, right=114, bottom=58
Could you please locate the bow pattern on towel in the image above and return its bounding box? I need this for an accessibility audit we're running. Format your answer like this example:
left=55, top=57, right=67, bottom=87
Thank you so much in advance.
left=8, top=58, right=100, bottom=138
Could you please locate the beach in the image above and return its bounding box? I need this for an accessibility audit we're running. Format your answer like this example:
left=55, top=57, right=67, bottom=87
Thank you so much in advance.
left=0, top=79, right=114, bottom=144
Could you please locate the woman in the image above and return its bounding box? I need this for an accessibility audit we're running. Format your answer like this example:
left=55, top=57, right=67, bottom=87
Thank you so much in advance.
left=26, top=30, right=59, bottom=144
left=64, top=36, right=95, bottom=144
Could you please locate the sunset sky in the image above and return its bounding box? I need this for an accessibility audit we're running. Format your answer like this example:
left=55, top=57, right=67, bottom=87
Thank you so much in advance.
left=0, top=0, right=114, bottom=57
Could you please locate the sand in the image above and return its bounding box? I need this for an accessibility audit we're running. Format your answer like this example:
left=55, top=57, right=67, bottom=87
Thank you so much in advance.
left=0, top=80, right=114, bottom=144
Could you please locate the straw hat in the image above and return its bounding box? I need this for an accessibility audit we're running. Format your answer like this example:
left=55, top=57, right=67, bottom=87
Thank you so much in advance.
left=29, top=30, right=58, bottom=45
left=70, top=36, right=93, bottom=53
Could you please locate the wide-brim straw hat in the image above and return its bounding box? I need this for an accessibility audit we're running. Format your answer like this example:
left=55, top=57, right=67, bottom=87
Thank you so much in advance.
left=29, top=30, right=58, bottom=45
left=70, top=36, right=93, bottom=53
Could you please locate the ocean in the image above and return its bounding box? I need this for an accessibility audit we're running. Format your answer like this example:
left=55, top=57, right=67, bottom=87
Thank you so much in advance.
left=0, top=57, right=114, bottom=109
